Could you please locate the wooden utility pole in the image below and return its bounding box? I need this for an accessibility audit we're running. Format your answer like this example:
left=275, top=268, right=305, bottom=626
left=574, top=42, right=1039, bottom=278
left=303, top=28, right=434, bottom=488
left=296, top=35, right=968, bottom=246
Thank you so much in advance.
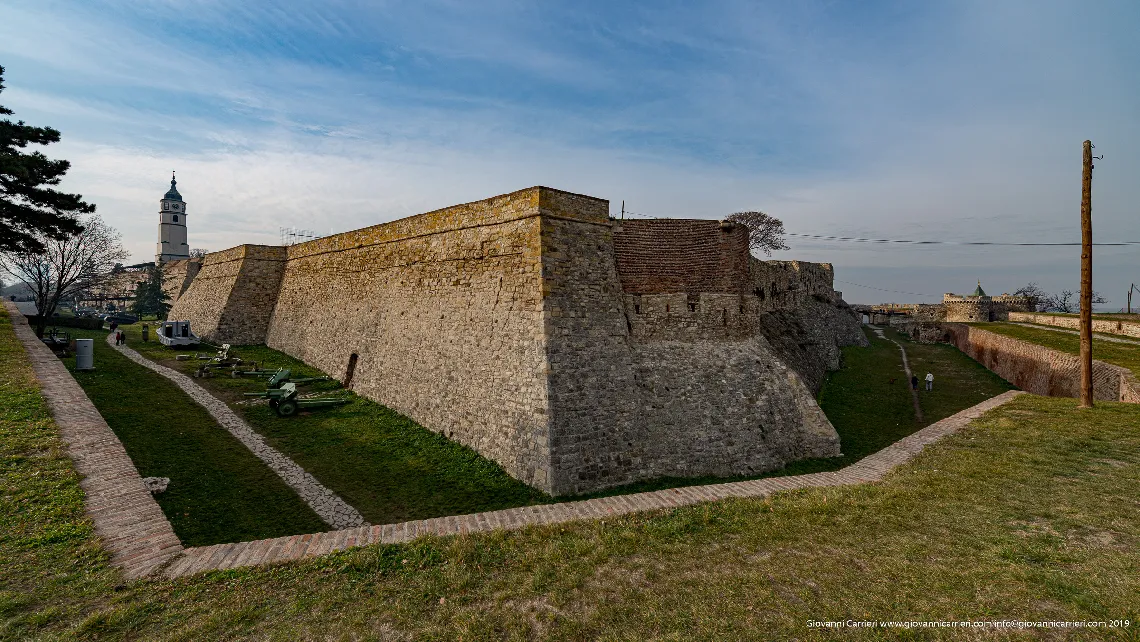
left=1079, top=140, right=1094, bottom=408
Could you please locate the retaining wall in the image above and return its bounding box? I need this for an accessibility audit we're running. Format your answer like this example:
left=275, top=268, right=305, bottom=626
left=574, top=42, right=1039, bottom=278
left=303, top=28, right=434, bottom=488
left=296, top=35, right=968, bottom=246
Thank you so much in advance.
left=945, top=324, right=1139, bottom=403
left=1009, top=312, right=1140, bottom=339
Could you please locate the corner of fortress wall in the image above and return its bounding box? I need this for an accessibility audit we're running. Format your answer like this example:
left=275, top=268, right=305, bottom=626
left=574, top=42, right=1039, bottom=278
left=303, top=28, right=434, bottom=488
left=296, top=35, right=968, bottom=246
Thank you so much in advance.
left=167, top=245, right=287, bottom=345
left=167, top=187, right=849, bottom=495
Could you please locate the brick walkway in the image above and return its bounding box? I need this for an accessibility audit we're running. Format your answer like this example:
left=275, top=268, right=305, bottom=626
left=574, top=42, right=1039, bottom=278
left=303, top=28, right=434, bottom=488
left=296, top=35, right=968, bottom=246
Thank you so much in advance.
left=107, top=334, right=367, bottom=530
left=160, top=390, right=1025, bottom=579
left=4, top=303, right=183, bottom=579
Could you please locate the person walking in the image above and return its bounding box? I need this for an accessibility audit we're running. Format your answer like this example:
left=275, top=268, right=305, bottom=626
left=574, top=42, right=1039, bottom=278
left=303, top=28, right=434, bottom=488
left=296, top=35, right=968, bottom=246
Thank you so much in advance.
left=910, top=374, right=918, bottom=390
left=925, top=372, right=934, bottom=391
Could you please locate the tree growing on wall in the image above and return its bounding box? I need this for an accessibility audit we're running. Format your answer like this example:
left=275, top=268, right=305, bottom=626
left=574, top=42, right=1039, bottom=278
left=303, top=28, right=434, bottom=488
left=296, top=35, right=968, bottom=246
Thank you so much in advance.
left=0, top=65, right=93, bottom=254
left=725, top=210, right=789, bottom=256
left=189, top=248, right=208, bottom=258
left=130, top=264, right=172, bottom=319
left=0, top=215, right=127, bottom=337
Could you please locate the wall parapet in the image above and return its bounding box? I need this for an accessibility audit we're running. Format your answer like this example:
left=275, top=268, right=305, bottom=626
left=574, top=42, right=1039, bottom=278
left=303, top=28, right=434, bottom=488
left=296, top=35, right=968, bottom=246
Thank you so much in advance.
left=1009, top=312, right=1140, bottom=339
left=944, top=323, right=1138, bottom=403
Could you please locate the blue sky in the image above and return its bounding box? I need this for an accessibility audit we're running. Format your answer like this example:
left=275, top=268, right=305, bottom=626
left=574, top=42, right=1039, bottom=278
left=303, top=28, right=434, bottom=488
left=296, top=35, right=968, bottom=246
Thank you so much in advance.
left=2, top=0, right=1138, bottom=306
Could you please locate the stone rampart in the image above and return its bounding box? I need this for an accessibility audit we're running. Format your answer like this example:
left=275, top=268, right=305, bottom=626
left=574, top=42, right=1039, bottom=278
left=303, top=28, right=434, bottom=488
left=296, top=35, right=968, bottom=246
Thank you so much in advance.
left=161, top=257, right=202, bottom=304
left=267, top=188, right=551, bottom=489
left=167, top=245, right=287, bottom=345
left=944, top=324, right=1139, bottom=403
left=166, top=186, right=860, bottom=494
left=1009, top=312, right=1140, bottom=339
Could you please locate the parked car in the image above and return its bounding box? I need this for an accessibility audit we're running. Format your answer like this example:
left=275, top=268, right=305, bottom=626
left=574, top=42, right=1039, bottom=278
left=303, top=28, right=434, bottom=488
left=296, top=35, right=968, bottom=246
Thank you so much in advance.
left=104, top=313, right=139, bottom=325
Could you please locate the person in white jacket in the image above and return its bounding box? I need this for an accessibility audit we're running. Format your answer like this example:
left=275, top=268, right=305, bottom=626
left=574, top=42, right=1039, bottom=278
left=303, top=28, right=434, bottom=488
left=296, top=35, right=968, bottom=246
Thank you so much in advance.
left=925, top=372, right=934, bottom=391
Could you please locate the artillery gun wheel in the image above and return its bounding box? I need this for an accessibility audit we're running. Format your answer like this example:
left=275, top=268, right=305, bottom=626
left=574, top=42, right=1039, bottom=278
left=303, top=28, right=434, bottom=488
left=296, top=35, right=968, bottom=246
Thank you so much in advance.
left=275, top=400, right=299, bottom=417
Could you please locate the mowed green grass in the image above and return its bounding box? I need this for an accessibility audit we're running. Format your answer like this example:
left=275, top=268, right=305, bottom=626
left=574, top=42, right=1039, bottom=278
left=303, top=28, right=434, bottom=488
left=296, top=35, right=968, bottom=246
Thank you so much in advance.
left=893, top=327, right=1018, bottom=424
left=63, top=328, right=326, bottom=545
left=817, top=326, right=1014, bottom=462
left=979, top=322, right=1140, bottom=378
left=111, top=323, right=1018, bottom=505
left=114, top=324, right=552, bottom=524
left=5, top=304, right=1140, bottom=639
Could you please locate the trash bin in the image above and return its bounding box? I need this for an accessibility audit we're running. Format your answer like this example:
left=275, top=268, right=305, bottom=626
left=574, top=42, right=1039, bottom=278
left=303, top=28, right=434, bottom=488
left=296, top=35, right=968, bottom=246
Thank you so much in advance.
left=76, top=339, right=94, bottom=371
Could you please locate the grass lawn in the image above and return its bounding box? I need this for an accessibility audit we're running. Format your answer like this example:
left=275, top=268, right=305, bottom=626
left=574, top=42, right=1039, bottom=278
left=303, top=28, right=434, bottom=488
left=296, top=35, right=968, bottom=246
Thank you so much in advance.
left=108, top=324, right=1020, bottom=506
left=63, top=327, right=327, bottom=546
left=113, top=323, right=552, bottom=524
left=5, top=303, right=1140, bottom=638
left=977, top=322, right=1140, bottom=378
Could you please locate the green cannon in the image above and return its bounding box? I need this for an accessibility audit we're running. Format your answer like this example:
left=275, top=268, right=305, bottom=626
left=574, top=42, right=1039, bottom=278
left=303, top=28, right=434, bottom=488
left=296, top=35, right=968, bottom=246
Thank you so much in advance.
left=194, top=344, right=254, bottom=378
left=257, top=382, right=350, bottom=417
left=240, top=368, right=332, bottom=390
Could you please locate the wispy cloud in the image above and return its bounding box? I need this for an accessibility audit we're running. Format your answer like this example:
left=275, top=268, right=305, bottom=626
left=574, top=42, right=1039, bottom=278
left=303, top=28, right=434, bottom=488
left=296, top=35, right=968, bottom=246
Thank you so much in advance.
left=2, top=0, right=1137, bottom=306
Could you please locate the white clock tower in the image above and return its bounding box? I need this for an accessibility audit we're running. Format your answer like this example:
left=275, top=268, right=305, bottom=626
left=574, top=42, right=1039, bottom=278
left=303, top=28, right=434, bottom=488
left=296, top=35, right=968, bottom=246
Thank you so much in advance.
left=155, top=172, right=191, bottom=263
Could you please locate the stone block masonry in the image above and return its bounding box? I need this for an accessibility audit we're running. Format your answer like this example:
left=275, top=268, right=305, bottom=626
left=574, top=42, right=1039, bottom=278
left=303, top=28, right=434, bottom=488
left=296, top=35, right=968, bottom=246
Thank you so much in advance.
left=944, top=324, right=1139, bottom=403
left=169, top=186, right=862, bottom=495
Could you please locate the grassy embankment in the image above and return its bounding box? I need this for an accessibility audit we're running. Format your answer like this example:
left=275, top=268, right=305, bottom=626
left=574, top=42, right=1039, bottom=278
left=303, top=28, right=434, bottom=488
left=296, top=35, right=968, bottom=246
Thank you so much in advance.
left=5, top=306, right=1140, bottom=639
left=109, top=323, right=552, bottom=524
left=62, top=328, right=327, bottom=546
left=818, top=326, right=1014, bottom=464
left=112, top=324, right=1012, bottom=504
left=977, top=322, right=1140, bottom=378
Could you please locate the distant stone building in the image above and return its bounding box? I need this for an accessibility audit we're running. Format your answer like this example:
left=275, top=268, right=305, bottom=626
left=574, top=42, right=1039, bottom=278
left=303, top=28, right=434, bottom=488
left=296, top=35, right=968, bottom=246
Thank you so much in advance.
left=156, top=173, right=190, bottom=263
left=942, top=281, right=1032, bottom=322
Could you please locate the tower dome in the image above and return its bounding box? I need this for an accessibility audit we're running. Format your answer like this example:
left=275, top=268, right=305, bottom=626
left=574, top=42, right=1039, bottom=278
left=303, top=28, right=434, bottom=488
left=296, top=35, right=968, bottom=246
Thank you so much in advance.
left=164, top=172, right=183, bottom=201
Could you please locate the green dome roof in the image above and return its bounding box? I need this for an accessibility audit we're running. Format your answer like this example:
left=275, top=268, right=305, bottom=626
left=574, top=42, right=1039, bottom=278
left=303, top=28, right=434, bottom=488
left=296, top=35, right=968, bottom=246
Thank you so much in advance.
left=163, top=172, right=183, bottom=202
left=972, top=280, right=987, bottom=297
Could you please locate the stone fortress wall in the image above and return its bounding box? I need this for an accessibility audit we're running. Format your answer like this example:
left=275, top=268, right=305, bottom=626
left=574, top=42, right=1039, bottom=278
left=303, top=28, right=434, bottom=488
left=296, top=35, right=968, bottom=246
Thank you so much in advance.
left=945, top=324, right=1139, bottom=403
left=161, top=257, right=203, bottom=305
left=1008, top=312, right=1140, bottom=339
left=168, top=186, right=864, bottom=495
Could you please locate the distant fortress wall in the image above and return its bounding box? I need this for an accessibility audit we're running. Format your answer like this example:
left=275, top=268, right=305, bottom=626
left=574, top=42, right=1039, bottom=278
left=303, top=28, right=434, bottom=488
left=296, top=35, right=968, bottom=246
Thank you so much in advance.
left=169, top=186, right=862, bottom=495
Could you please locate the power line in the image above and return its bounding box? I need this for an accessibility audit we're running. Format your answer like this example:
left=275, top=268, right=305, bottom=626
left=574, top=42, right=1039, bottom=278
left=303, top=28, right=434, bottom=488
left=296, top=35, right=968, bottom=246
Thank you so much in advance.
left=786, top=232, right=1139, bottom=246
left=834, top=280, right=940, bottom=297
left=617, top=207, right=1138, bottom=245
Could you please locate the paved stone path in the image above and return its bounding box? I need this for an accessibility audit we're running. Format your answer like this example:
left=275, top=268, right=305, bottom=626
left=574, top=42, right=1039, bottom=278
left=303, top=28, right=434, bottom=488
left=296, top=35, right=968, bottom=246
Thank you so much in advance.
left=160, top=390, right=1025, bottom=579
left=4, top=303, right=183, bottom=579
left=107, top=333, right=367, bottom=531
left=869, top=325, right=924, bottom=422
left=1010, top=322, right=1140, bottom=346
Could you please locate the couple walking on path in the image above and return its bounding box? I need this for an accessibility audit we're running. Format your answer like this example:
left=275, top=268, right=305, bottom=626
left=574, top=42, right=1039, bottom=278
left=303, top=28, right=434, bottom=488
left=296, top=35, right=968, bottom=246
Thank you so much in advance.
left=911, top=372, right=934, bottom=391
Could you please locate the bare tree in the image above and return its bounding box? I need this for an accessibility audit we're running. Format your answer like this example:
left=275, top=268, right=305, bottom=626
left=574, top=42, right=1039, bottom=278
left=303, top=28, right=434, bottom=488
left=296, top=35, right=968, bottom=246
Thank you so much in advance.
left=1, top=215, right=127, bottom=337
left=725, top=210, right=790, bottom=257
left=1028, top=287, right=1107, bottom=314
left=189, top=248, right=209, bottom=258
left=1014, top=282, right=1048, bottom=311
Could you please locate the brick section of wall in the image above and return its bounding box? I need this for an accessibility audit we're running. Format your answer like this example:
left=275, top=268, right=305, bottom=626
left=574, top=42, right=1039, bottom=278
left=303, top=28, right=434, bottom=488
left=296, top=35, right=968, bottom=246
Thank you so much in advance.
left=158, top=390, right=1025, bottom=579
left=945, top=323, right=1139, bottom=403
left=1009, top=312, right=1140, bottom=339
left=613, top=219, right=750, bottom=295
left=167, top=245, right=287, bottom=344
left=4, top=302, right=183, bottom=579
